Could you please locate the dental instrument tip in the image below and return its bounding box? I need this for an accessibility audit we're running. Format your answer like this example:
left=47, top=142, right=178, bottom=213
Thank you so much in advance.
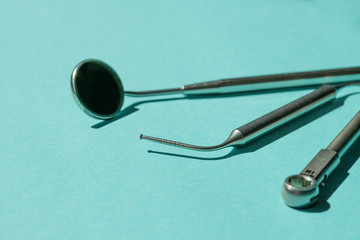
left=139, top=134, right=234, bottom=151
left=139, top=134, right=181, bottom=145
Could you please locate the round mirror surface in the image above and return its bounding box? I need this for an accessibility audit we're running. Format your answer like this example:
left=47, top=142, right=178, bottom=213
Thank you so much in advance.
left=71, top=59, right=124, bottom=119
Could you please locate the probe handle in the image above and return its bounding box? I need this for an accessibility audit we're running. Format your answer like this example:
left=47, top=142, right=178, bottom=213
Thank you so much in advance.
left=236, top=84, right=337, bottom=144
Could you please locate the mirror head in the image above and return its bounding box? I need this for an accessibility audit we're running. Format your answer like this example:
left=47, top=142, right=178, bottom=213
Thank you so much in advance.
left=71, top=59, right=124, bottom=119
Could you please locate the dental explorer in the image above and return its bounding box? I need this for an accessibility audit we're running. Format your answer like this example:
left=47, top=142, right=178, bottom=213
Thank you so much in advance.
left=140, top=83, right=359, bottom=151
left=71, top=59, right=360, bottom=119
left=282, top=111, right=360, bottom=208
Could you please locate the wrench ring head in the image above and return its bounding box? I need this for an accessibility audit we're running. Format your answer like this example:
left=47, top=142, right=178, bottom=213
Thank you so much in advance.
left=281, top=174, right=319, bottom=208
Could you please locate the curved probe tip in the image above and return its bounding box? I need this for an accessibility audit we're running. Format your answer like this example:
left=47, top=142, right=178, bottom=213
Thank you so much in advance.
left=139, top=134, right=232, bottom=151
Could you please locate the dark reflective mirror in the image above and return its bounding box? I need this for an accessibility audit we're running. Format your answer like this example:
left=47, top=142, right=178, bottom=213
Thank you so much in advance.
left=71, top=59, right=124, bottom=119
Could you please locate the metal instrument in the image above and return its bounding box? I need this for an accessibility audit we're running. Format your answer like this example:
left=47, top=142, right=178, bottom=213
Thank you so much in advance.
left=141, top=84, right=340, bottom=151
left=71, top=59, right=360, bottom=119
left=282, top=111, right=360, bottom=208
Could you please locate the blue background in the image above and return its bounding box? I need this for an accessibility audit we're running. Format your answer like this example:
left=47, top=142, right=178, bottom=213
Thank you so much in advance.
left=1, top=0, right=360, bottom=239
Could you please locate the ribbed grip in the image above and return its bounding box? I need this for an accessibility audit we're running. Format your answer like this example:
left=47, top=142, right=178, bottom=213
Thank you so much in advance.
left=237, top=85, right=337, bottom=143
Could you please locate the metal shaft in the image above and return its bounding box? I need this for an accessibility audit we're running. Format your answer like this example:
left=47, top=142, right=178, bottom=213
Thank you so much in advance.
left=327, top=111, right=360, bottom=156
left=141, top=85, right=337, bottom=151
left=126, top=66, right=360, bottom=96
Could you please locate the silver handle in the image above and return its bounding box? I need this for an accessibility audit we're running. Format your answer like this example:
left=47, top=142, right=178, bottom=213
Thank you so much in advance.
left=183, top=67, right=360, bottom=95
left=235, top=85, right=337, bottom=144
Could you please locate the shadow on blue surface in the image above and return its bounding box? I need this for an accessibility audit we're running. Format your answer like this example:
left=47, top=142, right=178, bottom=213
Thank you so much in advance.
left=91, top=97, right=185, bottom=128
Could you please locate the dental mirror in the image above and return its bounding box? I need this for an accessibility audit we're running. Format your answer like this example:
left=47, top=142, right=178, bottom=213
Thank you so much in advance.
left=71, top=59, right=124, bottom=119
left=71, top=59, right=360, bottom=120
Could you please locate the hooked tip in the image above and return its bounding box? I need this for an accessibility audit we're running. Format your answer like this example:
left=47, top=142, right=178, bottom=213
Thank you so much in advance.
left=139, top=134, right=230, bottom=151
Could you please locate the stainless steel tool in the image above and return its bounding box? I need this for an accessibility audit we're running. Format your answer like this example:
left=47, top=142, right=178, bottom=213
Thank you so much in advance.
left=140, top=84, right=345, bottom=151
left=71, top=59, right=360, bottom=119
left=282, top=111, right=360, bottom=208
